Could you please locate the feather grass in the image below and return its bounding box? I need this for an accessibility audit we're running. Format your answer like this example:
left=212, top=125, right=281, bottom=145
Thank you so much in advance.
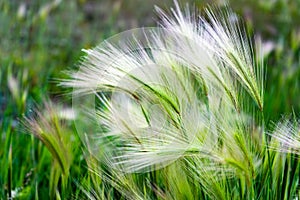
left=56, top=1, right=300, bottom=199
left=24, top=101, right=75, bottom=199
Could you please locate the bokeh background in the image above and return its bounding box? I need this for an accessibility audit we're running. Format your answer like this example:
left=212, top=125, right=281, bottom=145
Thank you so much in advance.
left=1, top=0, right=300, bottom=198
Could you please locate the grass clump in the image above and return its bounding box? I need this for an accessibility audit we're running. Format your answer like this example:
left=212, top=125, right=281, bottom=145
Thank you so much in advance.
left=60, top=2, right=299, bottom=199
left=1, top=0, right=300, bottom=199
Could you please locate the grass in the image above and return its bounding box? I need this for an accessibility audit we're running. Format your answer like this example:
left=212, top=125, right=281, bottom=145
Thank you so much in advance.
left=1, top=0, right=300, bottom=199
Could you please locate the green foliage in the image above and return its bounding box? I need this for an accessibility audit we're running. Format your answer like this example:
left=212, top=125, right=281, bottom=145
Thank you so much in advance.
left=1, top=0, right=300, bottom=199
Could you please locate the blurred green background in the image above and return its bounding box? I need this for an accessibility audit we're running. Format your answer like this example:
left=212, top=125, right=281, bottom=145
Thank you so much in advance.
left=0, top=0, right=300, bottom=198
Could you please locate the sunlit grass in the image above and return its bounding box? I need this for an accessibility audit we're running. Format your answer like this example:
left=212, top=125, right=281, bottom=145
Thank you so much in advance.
left=62, top=2, right=299, bottom=199
left=1, top=0, right=300, bottom=199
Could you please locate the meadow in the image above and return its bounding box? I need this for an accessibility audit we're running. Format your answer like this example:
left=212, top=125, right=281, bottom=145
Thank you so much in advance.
left=1, top=0, right=300, bottom=199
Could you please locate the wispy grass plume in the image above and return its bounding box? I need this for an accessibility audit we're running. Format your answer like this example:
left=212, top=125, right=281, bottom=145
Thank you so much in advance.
left=25, top=101, right=75, bottom=199
left=59, top=1, right=300, bottom=199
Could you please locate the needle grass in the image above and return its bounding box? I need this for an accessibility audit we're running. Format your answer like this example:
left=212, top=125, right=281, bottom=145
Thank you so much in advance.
left=36, top=1, right=300, bottom=199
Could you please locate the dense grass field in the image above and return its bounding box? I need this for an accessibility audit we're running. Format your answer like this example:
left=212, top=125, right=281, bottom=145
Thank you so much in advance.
left=1, top=0, right=300, bottom=199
